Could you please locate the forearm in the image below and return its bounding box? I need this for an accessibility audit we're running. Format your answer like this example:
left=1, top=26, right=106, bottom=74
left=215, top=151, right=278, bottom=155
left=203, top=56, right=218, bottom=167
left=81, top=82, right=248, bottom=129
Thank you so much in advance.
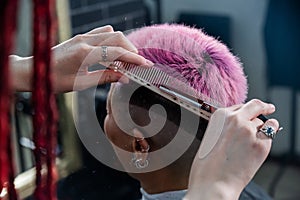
left=10, top=55, right=33, bottom=92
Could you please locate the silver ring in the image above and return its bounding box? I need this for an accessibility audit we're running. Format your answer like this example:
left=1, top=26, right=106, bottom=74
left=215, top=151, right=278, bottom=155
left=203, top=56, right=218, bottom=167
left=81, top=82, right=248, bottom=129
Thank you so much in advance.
left=101, top=46, right=108, bottom=62
left=259, top=126, right=276, bottom=139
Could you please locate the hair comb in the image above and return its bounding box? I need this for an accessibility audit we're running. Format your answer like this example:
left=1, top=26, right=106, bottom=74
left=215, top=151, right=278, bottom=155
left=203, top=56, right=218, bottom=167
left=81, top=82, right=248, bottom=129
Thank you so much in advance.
left=109, top=61, right=270, bottom=123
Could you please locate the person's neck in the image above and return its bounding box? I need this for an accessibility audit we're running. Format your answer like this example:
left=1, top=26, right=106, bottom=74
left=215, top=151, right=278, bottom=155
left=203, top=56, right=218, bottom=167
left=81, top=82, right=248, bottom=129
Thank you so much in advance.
left=139, top=169, right=189, bottom=194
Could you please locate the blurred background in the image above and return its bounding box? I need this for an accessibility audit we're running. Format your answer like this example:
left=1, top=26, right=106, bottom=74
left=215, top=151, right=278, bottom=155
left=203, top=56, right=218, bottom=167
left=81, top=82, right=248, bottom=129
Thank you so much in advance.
left=12, top=0, right=300, bottom=199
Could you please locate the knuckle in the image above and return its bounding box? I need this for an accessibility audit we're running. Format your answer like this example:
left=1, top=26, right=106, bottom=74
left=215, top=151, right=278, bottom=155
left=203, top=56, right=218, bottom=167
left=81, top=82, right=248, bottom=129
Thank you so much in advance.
left=227, top=112, right=239, bottom=125
left=104, top=25, right=114, bottom=32
left=77, top=43, right=90, bottom=53
left=251, top=141, right=262, bottom=151
left=73, top=34, right=84, bottom=42
left=227, top=114, right=253, bottom=136
left=73, top=43, right=90, bottom=60
left=250, top=99, right=264, bottom=107
left=114, top=46, right=126, bottom=58
left=251, top=141, right=270, bottom=155
left=214, top=108, right=241, bottom=126
left=241, top=125, right=253, bottom=135
left=214, top=108, right=227, bottom=117
left=114, top=31, right=125, bottom=39
left=249, top=99, right=269, bottom=112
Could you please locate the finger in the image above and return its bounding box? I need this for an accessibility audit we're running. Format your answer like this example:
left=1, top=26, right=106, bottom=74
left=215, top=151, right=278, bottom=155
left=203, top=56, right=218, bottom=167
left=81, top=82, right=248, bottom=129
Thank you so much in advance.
left=73, top=70, right=123, bottom=91
left=98, top=32, right=138, bottom=53
left=92, top=69, right=124, bottom=85
left=252, top=118, right=265, bottom=130
left=80, top=46, right=151, bottom=70
left=86, top=25, right=114, bottom=34
left=227, top=104, right=243, bottom=111
left=92, top=70, right=129, bottom=85
left=239, top=99, right=275, bottom=120
left=257, top=118, right=279, bottom=140
left=76, top=32, right=138, bottom=53
left=114, top=48, right=153, bottom=66
left=97, top=46, right=152, bottom=66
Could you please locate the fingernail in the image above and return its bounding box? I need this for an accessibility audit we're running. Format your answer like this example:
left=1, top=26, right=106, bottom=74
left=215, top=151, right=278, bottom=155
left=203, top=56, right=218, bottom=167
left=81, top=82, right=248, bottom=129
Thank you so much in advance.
left=132, top=48, right=138, bottom=54
left=269, top=103, right=275, bottom=109
left=145, top=59, right=154, bottom=66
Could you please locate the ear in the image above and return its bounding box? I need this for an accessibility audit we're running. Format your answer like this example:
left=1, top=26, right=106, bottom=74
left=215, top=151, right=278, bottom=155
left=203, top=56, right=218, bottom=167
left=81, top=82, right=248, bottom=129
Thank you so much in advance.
left=132, top=128, right=149, bottom=152
left=131, top=128, right=150, bottom=169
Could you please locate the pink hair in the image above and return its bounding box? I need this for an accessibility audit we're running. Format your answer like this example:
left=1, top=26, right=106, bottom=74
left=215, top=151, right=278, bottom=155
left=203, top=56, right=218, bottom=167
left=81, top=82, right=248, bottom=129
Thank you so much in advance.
left=126, top=24, right=248, bottom=107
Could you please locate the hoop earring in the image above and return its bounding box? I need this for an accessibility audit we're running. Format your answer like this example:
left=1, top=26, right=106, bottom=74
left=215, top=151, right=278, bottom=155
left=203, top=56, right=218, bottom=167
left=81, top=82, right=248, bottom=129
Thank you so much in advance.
left=131, top=144, right=150, bottom=169
left=134, top=158, right=149, bottom=169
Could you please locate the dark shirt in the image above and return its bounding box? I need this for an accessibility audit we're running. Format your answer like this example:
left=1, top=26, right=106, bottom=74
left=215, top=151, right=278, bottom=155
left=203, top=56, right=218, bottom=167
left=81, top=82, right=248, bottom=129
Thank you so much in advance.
left=239, top=181, right=272, bottom=200
left=139, top=181, right=272, bottom=200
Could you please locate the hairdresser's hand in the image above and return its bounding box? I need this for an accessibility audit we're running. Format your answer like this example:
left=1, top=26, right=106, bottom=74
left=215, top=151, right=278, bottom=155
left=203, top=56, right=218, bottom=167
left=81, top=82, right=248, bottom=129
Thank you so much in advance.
left=185, top=99, right=280, bottom=200
left=10, top=25, right=152, bottom=93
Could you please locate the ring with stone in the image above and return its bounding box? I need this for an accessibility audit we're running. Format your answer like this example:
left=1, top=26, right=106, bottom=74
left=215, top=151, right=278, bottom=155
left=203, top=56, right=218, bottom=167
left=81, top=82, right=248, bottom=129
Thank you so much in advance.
left=259, top=126, right=276, bottom=139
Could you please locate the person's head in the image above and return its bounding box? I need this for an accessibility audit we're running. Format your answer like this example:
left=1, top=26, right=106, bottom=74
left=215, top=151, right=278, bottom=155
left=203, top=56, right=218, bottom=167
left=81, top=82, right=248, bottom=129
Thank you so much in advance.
left=104, top=24, right=247, bottom=191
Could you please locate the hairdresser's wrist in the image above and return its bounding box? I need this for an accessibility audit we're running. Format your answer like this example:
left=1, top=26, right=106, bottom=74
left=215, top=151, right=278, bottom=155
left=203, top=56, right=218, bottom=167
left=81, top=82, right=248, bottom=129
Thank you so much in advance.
left=184, top=180, right=241, bottom=200
left=10, top=55, right=33, bottom=92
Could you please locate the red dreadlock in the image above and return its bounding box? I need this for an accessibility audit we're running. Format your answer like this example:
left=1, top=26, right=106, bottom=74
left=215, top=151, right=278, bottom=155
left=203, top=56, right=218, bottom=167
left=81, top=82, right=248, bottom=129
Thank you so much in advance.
left=0, top=0, right=58, bottom=199
left=0, top=0, right=19, bottom=199
left=32, top=0, right=58, bottom=199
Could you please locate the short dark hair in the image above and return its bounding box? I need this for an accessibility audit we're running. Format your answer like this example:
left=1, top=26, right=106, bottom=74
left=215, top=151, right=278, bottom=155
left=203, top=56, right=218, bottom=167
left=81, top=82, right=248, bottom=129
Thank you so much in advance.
left=125, top=83, right=208, bottom=165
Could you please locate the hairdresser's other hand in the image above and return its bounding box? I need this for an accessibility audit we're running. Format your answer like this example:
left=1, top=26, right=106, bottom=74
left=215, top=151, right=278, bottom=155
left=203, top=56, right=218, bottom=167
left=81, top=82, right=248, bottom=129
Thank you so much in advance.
left=10, top=25, right=152, bottom=93
left=185, top=99, right=279, bottom=200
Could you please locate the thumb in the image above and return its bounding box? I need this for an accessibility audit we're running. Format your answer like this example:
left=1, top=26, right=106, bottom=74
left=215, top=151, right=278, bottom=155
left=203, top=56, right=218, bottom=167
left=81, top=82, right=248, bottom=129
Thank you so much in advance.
left=91, top=69, right=128, bottom=85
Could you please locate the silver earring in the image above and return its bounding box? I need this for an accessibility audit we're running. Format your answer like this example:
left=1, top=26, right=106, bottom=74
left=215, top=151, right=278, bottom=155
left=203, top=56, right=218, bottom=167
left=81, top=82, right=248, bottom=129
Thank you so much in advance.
left=134, top=158, right=149, bottom=169
left=131, top=145, right=150, bottom=169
